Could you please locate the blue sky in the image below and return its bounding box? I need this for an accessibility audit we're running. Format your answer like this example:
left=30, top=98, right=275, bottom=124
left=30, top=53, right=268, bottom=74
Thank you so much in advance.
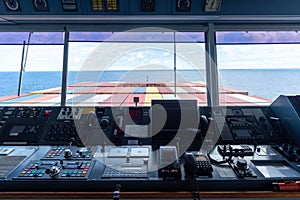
left=0, top=31, right=300, bottom=71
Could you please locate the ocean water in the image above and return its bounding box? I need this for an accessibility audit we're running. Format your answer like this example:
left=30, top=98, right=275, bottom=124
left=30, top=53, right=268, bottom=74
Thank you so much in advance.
left=220, top=69, right=300, bottom=100
left=0, top=69, right=299, bottom=101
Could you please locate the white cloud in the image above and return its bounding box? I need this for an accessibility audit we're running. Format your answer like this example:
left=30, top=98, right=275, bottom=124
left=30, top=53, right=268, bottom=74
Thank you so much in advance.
left=69, top=43, right=98, bottom=71
left=0, top=46, right=23, bottom=71
left=0, top=45, right=64, bottom=72
left=1, top=40, right=300, bottom=72
left=218, top=44, right=300, bottom=69
left=136, top=52, right=144, bottom=59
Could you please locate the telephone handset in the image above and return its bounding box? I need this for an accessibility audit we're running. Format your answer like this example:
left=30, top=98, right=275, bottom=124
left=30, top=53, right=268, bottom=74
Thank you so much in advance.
left=200, top=115, right=209, bottom=133
left=184, top=153, right=213, bottom=177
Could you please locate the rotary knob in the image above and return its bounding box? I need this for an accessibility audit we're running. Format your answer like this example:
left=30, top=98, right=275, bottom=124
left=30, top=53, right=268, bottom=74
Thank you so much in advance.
left=235, top=159, right=248, bottom=170
left=100, top=118, right=110, bottom=129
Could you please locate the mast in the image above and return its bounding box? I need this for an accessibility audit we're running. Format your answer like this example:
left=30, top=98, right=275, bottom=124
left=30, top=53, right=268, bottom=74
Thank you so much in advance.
left=173, top=32, right=177, bottom=97
left=18, top=32, right=32, bottom=96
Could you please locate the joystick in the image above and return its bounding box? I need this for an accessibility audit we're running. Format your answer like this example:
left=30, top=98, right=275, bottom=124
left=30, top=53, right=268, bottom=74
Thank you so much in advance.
left=231, top=158, right=256, bottom=178
left=234, top=158, right=249, bottom=171
left=64, top=149, right=72, bottom=159
left=46, top=166, right=60, bottom=178
left=278, top=142, right=300, bottom=162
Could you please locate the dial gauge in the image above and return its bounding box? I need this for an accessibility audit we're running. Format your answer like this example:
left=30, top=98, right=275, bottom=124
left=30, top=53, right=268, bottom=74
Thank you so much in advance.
left=4, top=0, right=21, bottom=11
left=33, top=0, right=49, bottom=11
left=176, top=0, right=191, bottom=12
left=141, top=0, right=155, bottom=12
left=205, top=0, right=221, bottom=12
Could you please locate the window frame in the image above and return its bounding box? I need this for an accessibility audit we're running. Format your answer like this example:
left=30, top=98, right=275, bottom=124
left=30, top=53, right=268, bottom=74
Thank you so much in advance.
left=0, top=24, right=299, bottom=106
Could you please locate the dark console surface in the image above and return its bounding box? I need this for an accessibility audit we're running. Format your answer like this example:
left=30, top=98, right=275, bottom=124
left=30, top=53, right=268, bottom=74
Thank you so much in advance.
left=1, top=96, right=300, bottom=193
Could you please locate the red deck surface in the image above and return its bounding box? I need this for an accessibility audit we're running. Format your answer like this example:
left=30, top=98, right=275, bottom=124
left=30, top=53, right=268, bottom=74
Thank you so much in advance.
left=0, top=82, right=272, bottom=106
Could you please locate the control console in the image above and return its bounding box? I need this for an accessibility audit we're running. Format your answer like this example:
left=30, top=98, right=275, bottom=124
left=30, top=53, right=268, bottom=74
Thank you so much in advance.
left=0, top=98, right=300, bottom=192
left=0, top=107, right=52, bottom=144
left=17, top=160, right=94, bottom=179
left=201, top=106, right=283, bottom=145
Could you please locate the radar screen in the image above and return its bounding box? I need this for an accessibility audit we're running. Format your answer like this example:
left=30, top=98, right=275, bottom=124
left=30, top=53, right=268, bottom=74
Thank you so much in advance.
left=90, top=0, right=120, bottom=12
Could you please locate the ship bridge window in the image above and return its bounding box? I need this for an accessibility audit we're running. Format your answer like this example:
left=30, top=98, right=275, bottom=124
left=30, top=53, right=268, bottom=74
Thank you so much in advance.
left=0, top=32, right=64, bottom=44
left=0, top=32, right=64, bottom=106
left=216, top=31, right=300, bottom=106
left=68, top=31, right=206, bottom=107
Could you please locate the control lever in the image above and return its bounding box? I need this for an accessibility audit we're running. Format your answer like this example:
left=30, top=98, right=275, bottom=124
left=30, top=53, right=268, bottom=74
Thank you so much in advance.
left=253, top=142, right=257, bottom=154
left=64, top=137, right=75, bottom=159
left=175, top=138, right=180, bottom=156
left=87, top=111, right=97, bottom=128
left=278, top=141, right=300, bottom=162
left=288, top=140, right=298, bottom=154
left=269, top=117, right=282, bottom=138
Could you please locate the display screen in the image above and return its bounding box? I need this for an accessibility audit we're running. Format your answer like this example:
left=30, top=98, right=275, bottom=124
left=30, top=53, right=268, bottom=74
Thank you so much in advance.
left=91, top=0, right=104, bottom=11
left=151, top=99, right=198, bottom=146
left=195, top=155, right=207, bottom=161
left=106, top=0, right=119, bottom=11
left=90, top=0, right=119, bottom=12
left=151, top=99, right=197, bottom=131
left=235, top=129, right=251, bottom=137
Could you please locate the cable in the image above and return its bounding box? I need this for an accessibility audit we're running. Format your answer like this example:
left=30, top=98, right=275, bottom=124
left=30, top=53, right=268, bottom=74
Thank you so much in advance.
left=192, top=182, right=200, bottom=200
left=207, top=145, right=233, bottom=165
left=113, top=184, right=121, bottom=200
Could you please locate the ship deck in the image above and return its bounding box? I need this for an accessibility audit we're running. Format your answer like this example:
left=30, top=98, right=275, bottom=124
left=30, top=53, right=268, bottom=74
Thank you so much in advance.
left=0, top=82, right=271, bottom=106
